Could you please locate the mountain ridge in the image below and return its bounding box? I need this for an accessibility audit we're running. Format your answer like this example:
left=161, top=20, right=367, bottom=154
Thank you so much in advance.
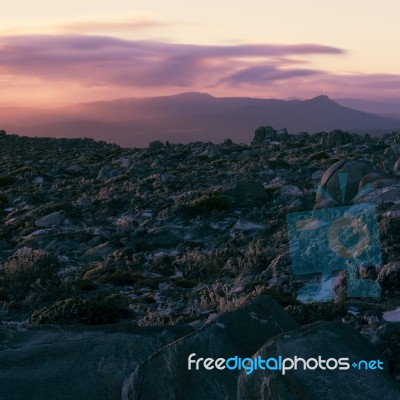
left=1, top=93, right=399, bottom=147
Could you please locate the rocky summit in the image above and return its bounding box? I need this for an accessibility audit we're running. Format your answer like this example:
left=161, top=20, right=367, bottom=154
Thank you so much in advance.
left=1, top=128, right=400, bottom=399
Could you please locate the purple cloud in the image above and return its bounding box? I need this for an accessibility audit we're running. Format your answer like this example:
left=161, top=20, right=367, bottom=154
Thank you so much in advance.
left=2, top=34, right=399, bottom=100
left=0, top=35, right=343, bottom=88
left=220, top=65, right=322, bottom=85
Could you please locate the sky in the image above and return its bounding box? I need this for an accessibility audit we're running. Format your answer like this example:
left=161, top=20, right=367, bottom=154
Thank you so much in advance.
left=1, top=1, right=400, bottom=107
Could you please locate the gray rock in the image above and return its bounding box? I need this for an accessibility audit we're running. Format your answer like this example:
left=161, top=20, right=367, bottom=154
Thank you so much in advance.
left=393, top=159, right=400, bottom=176
left=81, top=241, right=116, bottom=261
left=269, top=141, right=281, bottom=151
left=123, top=296, right=299, bottom=400
left=377, top=262, right=400, bottom=291
left=135, top=225, right=185, bottom=250
left=148, top=141, right=164, bottom=152
left=231, top=220, right=266, bottom=231
left=32, top=176, right=44, bottom=185
left=350, top=132, right=364, bottom=145
left=0, top=323, right=191, bottom=400
left=382, top=147, right=398, bottom=173
left=35, top=211, right=65, bottom=228
left=223, top=138, right=233, bottom=146
left=97, top=165, right=120, bottom=180
left=311, top=170, right=324, bottom=180
left=321, top=130, right=353, bottom=147
left=276, top=128, right=289, bottom=141
left=364, top=133, right=373, bottom=143
left=280, top=184, right=303, bottom=200
left=126, top=162, right=152, bottom=177
left=225, top=180, right=268, bottom=207
left=316, top=160, right=377, bottom=208
left=252, top=126, right=276, bottom=145
left=237, top=321, right=400, bottom=400
left=355, top=183, right=400, bottom=205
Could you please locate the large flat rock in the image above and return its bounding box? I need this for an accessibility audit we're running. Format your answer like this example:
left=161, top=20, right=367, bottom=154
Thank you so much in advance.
left=123, top=296, right=299, bottom=400
left=237, top=321, right=400, bottom=400
left=0, top=323, right=191, bottom=400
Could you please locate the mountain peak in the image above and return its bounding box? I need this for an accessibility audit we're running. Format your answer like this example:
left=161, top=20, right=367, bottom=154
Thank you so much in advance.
left=173, top=92, right=214, bottom=100
left=308, top=95, right=334, bottom=103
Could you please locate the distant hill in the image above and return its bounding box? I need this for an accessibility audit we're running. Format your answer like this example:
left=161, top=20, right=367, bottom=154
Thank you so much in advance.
left=334, top=98, right=400, bottom=117
left=1, top=93, right=399, bottom=147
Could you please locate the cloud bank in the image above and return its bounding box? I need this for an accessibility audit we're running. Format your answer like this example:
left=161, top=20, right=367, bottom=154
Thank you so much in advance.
left=0, top=35, right=341, bottom=87
left=0, top=34, right=399, bottom=103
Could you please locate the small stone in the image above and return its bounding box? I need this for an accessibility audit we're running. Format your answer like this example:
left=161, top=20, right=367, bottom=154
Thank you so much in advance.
left=32, top=176, right=44, bottom=185
left=311, top=170, right=324, bottom=180
left=35, top=211, right=65, bottom=228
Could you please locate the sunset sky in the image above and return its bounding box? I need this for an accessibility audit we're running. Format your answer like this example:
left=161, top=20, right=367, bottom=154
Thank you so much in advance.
left=1, top=1, right=400, bottom=107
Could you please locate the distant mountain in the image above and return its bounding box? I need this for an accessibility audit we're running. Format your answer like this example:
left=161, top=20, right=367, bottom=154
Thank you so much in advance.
left=1, top=93, right=399, bottom=147
left=381, top=113, right=400, bottom=120
left=334, top=98, right=400, bottom=117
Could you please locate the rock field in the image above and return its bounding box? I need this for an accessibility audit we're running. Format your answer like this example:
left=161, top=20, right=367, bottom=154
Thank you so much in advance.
left=1, top=127, right=400, bottom=398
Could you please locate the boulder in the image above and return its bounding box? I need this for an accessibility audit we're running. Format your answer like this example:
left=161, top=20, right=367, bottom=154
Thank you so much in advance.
left=315, top=160, right=377, bottom=208
left=321, top=130, right=353, bottom=147
left=393, top=159, right=400, bottom=176
left=223, top=138, right=233, bottom=146
left=81, top=241, right=116, bottom=261
left=350, top=132, right=364, bottom=145
left=35, top=211, right=65, bottom=228
left=122, top=296, right=299, bottom=400
left=364, top=133, right=373, bottom=143
left=238, top=321, right=400, bottom=400
left=96, top=165, right=120, bottom=180
left=311, top=170, right=324, bottom=180
left=378, top=328, right=400, bottom=381
left=148, top=140, right=164, bottom=152
left=275, top=128, right=289, bottom=141
left=252, top=126, right=276, bottom=145
left=134, top=225, right=185, bottom=251
left=354, top=183, right=400, bottom=205
left=0, top=323, right=191, bottom=400
left=224, top=180, right=268, bottom=207
left=382, top=147, right=398, bottom=173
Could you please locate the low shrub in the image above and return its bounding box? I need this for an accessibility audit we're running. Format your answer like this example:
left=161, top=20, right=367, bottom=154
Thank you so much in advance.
left=29, top=293, right=132, bottom=325
left=309, top=151, right=330, bottom=161
left=0, top=176, right=13, bottom=186
left=0, top=192, right=8, bottom=206
left=98, top=271, right=140, bottom=286
left=134, top=278, right=160, bottom=290
left=181, top=191, right=229, bottom=217
left=171, top=279, right=199, bottom=289
left=0, top=247, right=59, bottom=299
left=137, top=308, right=173, bottom=326
left=285, top=301, right=347, bottom=325
left=378, top=262, right=400, bottom=294
left=74, top=279, right=97, bottom=291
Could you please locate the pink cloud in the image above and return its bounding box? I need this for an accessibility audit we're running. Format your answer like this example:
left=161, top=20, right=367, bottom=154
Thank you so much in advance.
left=0, top=34, right=399, bottom=101
left=0, top=35, right=343, bottom=88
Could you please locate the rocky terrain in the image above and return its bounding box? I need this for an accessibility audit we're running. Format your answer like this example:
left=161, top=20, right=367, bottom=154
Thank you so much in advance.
left=1, top=126, right=400, bottom=399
